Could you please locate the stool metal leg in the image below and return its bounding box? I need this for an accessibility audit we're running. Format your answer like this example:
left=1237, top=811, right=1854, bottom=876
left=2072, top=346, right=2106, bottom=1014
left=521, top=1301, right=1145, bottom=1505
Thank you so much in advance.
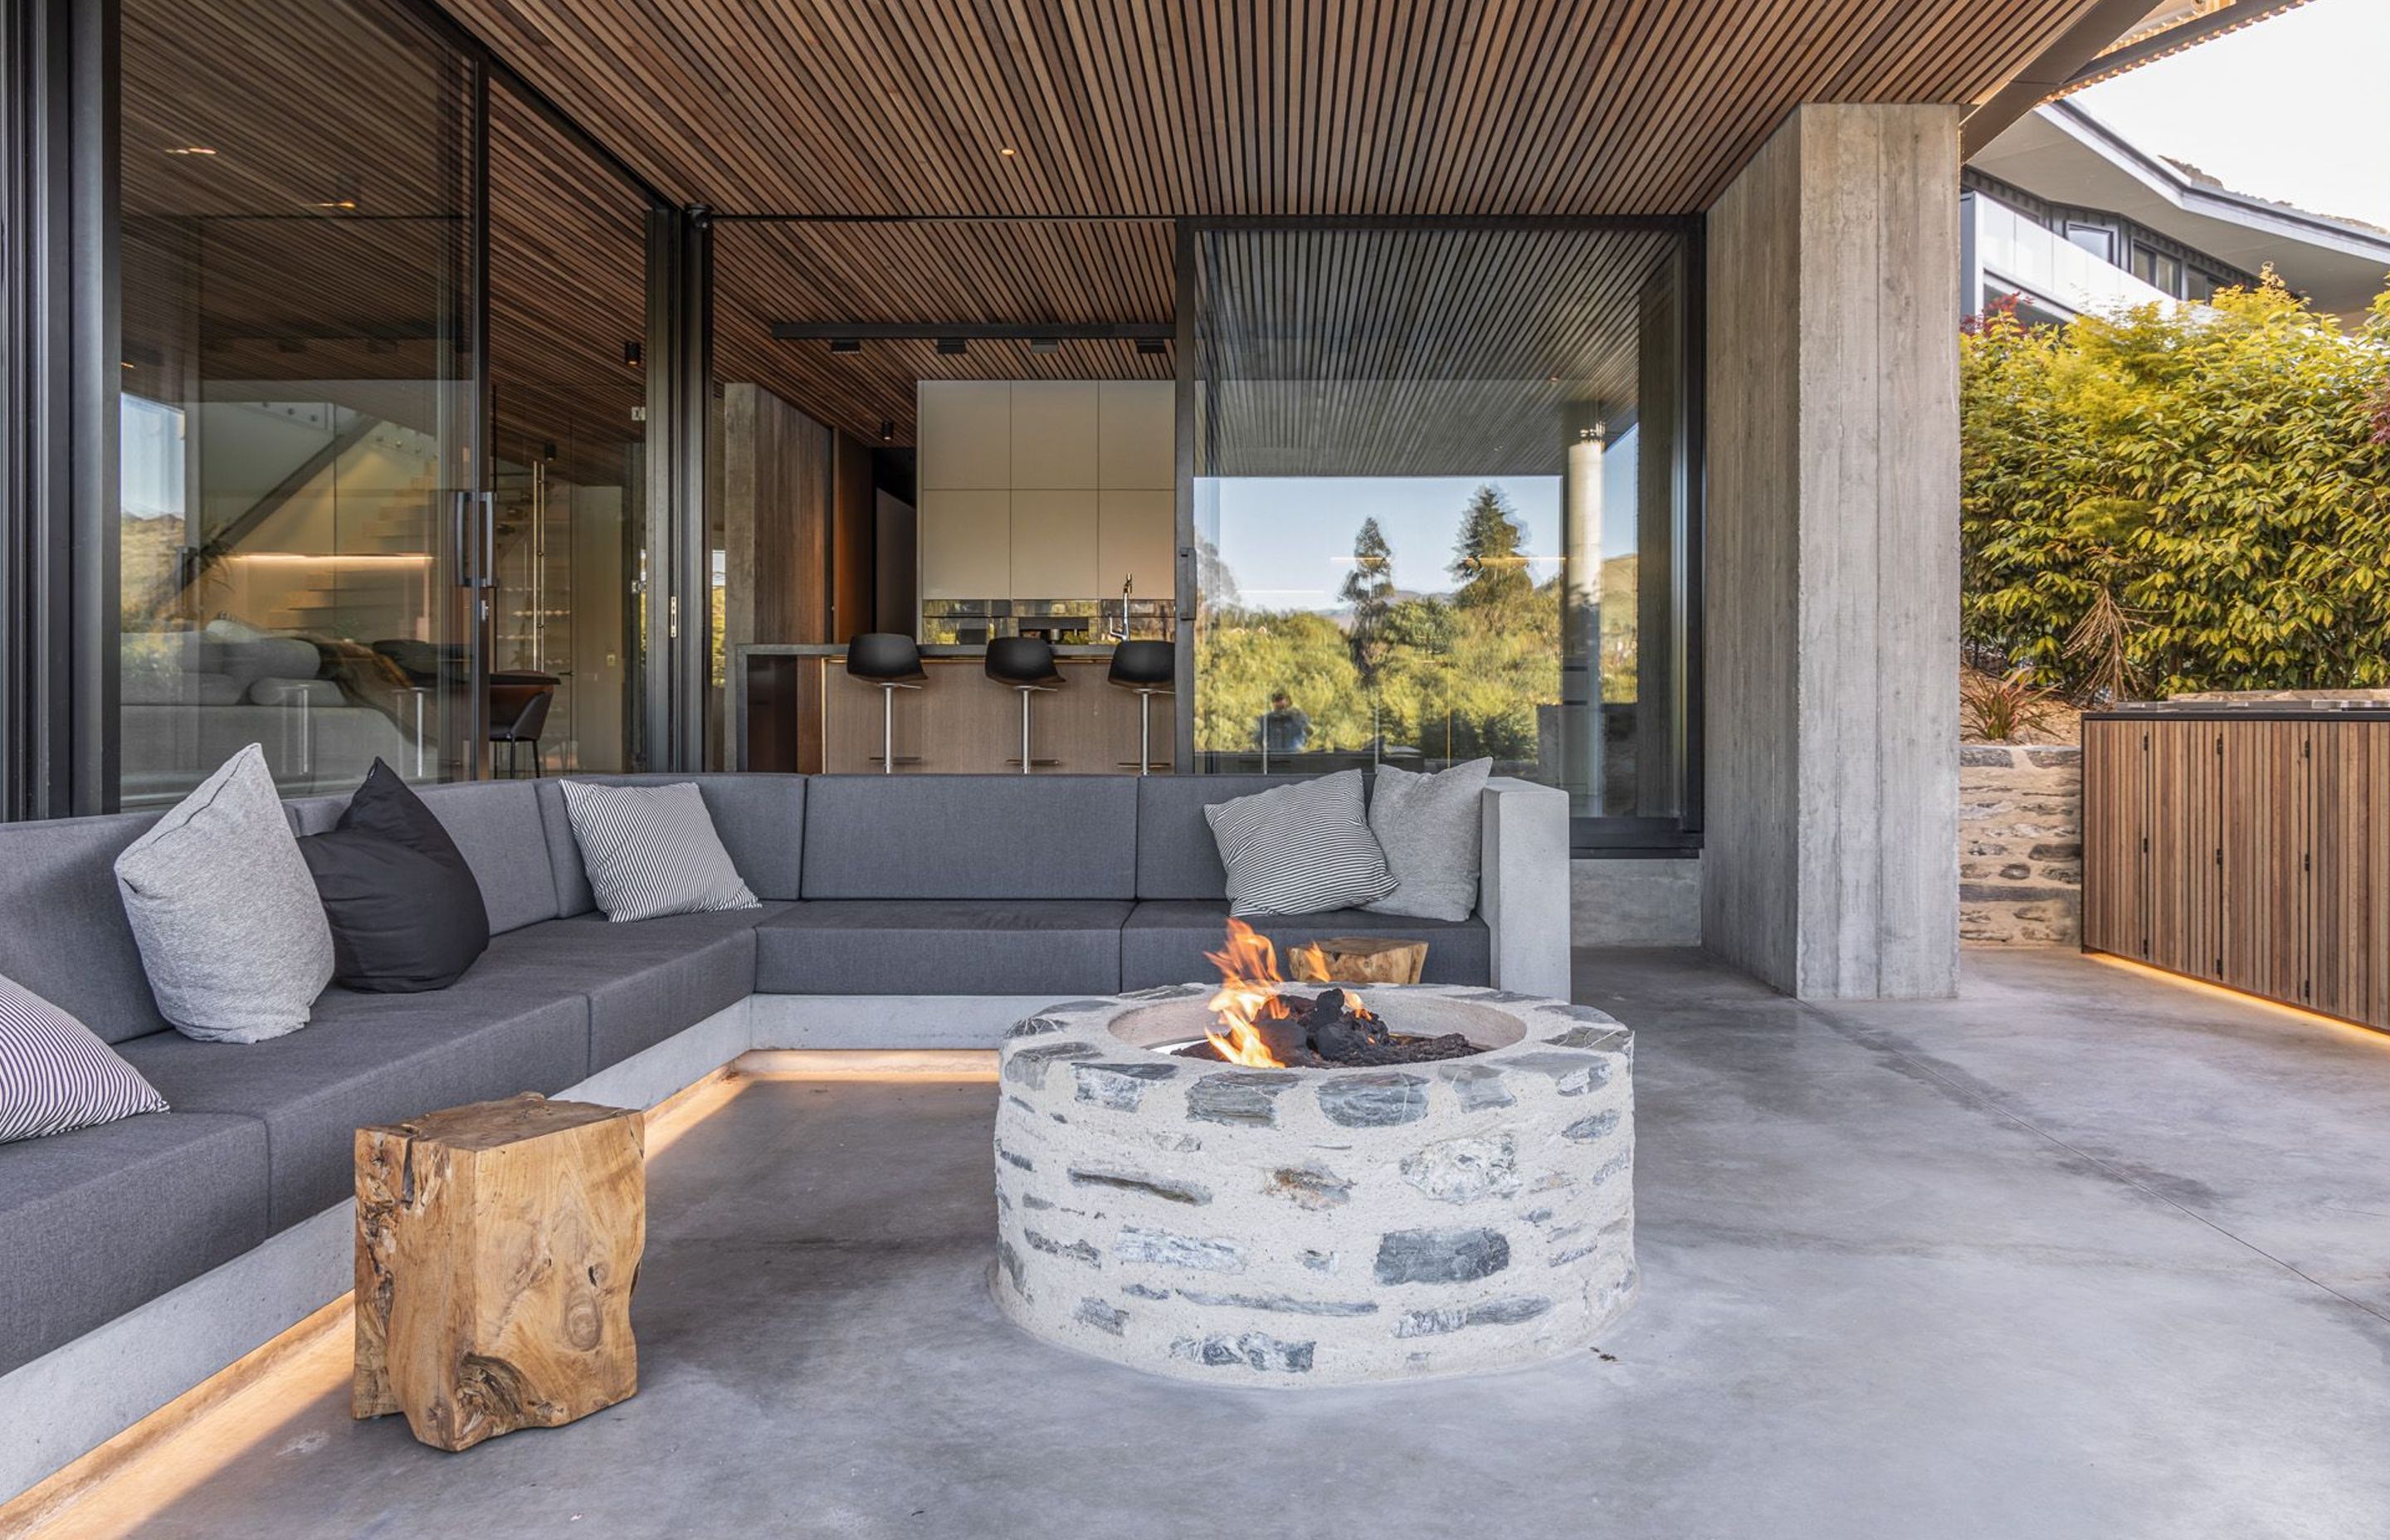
left=1138, top=690, right=1153, bottom=775
left=882, top=683, right=897, bottom=773
left=1019, top=687, right=1034, bottom=774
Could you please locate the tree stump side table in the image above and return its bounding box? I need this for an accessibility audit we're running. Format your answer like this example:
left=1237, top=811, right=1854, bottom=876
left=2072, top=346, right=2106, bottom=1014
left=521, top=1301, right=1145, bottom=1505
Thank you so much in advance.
left=354, top=1093, right=645, bottom=1452
left=1289, top=935, right=1430, bottom=986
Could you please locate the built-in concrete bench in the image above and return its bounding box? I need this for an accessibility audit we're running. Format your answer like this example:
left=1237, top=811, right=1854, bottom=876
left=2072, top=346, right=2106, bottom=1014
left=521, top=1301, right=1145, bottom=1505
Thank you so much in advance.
left=0, top=771, right=1567, bottom=1498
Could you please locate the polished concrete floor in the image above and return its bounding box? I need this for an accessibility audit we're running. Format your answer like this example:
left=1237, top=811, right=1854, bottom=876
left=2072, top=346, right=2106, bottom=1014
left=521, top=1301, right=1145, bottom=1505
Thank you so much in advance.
left=100, top=952, right=2390, bottom=1538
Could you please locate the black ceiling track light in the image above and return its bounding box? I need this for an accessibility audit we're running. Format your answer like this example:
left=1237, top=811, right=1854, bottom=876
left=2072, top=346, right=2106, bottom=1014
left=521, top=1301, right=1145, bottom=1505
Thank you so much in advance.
left=829, top=338, right=861, bottom=353
left=935, top=337, right=968, bottom=355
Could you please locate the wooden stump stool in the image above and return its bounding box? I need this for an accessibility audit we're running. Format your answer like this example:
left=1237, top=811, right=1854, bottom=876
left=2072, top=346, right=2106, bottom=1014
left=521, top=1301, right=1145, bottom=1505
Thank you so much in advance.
left=354, top=1094, right=644, bottom=1452
left=1290, top=935, right=1430, bottom=987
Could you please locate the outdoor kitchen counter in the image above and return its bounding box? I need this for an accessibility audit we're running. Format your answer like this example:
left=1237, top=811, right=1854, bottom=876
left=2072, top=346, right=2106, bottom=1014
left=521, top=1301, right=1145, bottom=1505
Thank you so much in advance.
left=736, top=642, right=1176, bottom=773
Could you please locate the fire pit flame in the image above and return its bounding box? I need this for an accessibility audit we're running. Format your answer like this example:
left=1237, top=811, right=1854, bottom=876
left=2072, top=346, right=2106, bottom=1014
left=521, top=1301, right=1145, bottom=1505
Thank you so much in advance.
left=1202, top=918, right=1319, bottom=1067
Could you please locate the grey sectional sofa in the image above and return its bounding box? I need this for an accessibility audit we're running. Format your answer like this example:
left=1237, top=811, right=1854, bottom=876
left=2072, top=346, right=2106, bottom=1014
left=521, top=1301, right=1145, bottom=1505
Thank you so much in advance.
left=0, top=771, right=1567, bottom=1498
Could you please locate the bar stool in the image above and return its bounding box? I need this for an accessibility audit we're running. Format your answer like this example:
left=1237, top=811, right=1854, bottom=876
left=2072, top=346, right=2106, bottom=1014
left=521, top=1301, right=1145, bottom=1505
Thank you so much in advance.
left=846, top=633, right=927, bottom=773
left=1108, top=639, right=1175, bottom=775
left=987, top=636, right=1064, bottom=773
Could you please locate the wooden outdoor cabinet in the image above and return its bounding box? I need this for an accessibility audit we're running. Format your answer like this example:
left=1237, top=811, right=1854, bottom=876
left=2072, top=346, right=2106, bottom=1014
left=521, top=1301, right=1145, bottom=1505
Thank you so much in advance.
left=2083, top=710, right=2390, bottom=1031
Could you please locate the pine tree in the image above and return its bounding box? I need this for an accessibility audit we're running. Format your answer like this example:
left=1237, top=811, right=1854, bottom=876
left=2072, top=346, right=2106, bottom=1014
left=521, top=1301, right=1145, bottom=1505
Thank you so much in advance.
left=1451, top=483, right=1530, bottom=612
left=1339, top=516, right=1394, bottom=688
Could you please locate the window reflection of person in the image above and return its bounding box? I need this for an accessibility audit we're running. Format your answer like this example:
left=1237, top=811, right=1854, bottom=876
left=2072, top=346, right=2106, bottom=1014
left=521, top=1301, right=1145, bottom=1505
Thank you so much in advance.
left=1257, top=690, right=1311, bottom=754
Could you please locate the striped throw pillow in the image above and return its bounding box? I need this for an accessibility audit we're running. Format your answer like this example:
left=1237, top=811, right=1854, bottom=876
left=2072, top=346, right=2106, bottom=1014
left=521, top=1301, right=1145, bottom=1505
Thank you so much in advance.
left=558, top=780, right=761, bottom=924
left=1202, top=770, right=1397, bottom=918
left=1, top=974, right=168, bottom=1144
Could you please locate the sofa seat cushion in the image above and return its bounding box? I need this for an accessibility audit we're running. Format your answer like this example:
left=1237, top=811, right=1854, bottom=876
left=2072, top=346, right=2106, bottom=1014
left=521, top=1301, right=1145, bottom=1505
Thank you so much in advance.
left=490, top=904, right=787, bottom=1070
left=117, top=964, right=589, bottom=1227
left=1119, top=901, right=1490, bottom=992
left=0, top=1109, right=270, bottom=1375
left=755, top=901, right=1130, bottom=996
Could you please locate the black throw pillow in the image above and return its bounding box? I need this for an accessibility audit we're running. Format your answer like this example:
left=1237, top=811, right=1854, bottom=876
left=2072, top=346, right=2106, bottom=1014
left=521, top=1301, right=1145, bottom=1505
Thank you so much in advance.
left=300, top=759, right=491, bottom=992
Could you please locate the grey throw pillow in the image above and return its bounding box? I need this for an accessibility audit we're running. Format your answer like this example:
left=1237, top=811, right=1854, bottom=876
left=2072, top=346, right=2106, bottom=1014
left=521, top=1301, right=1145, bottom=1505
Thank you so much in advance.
left=115, top=743, right=335, bottom=1043
left=1203, top=770, right=1397, bottom=918
left=1364, top=758, right=1493, bottom=922
left=560, top=779, right=760, bottom=923
left=0, top=973, right=168, bottom=1143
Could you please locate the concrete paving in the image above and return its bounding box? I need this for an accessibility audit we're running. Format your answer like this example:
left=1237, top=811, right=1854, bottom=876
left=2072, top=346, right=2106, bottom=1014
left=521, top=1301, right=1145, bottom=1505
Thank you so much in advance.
left=119, top=951, right=2390, bottom=1538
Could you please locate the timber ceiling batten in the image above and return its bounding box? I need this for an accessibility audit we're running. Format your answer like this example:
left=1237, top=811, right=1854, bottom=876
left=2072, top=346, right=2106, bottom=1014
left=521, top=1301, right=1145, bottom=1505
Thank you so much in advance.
left=437, top=0, right=2114, bottom=217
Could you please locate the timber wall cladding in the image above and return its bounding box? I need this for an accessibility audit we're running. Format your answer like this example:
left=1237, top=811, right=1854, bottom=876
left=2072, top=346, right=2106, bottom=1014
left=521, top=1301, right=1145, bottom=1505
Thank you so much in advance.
left=2082, top=714, right=2390, bottom=1031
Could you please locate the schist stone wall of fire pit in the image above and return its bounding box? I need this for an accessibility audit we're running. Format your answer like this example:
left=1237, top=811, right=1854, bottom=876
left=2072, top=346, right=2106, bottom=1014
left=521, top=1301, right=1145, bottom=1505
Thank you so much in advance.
left=992, top=986, right=1636, bottom=1386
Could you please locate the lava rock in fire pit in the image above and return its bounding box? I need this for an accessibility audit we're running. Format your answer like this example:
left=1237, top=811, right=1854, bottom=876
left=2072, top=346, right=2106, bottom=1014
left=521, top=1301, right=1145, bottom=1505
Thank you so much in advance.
left=1176, top=987, right=1484, bottom=1067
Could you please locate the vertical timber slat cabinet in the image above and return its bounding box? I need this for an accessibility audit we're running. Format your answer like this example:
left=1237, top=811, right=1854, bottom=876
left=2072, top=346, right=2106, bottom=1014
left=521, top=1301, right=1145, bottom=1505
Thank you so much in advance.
left=2083, top=710, right=2390, bottom=1031
left=2080, top=719, right=2147, bottom=957
left=2144, top=719, right=2222, bottom=983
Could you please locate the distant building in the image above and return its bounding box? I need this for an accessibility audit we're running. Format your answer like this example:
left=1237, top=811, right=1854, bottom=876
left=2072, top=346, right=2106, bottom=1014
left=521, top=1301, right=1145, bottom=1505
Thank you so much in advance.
left=1963, top=99, right=2390, bottom=326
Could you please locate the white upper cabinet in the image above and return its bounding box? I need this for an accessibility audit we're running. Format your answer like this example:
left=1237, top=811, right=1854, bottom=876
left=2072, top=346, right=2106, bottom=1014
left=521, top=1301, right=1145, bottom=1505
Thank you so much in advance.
left=1010, top=490, right=1101, bottom=597
left=917, top=489, right=1012, bottom=598
left=916, top=380, right=1177, bottom=601
left=1008, top=382, right=1100, bottom=489
left=1100, top=381, right=1174, bottom=489
left=917, top=381, right=1011, bottom=489
left=1098, top=489, right=1175, bottom=598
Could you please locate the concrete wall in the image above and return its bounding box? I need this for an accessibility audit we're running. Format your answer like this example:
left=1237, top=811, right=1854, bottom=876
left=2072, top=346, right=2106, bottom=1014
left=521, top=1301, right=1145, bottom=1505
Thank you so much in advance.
left=1573, top=858, right=1702, bottom=947
left=1702, top=104, right=1963, bottom=999
left=1960, top=744, right=2082, bottom=945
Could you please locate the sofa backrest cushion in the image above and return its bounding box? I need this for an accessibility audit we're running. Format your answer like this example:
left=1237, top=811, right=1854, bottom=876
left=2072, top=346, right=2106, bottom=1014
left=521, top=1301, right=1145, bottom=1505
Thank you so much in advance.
left=801, top=775, right=1137, bottom=899
left=1134, top=776, right=1321, bottom=900
left=290, top=780, right=559, bottom=934
left=534, top=775, right=806, bottom=913
left=0, top=814, right=174, bottom=1044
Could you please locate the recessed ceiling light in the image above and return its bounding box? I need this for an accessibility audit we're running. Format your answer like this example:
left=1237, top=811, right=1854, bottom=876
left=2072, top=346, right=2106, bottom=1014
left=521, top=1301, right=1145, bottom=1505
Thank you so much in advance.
left=165, top=145, right=217, bottom=156
left=998, top=146, right=1017, bottom=158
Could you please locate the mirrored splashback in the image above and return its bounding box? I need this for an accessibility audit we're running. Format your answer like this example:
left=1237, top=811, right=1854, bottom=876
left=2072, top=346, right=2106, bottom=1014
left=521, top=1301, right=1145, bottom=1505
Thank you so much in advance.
left=921, top=597, right=1176, bottom=646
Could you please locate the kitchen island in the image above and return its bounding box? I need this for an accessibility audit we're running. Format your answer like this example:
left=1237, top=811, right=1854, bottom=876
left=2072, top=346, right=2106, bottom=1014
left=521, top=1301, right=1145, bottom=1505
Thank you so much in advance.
left=735, top=642, right=1177, bottom=774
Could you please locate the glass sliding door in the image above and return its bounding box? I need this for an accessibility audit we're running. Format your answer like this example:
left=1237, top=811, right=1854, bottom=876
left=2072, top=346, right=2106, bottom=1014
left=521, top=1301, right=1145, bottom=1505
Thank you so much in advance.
left=485, top=85, right=653, bottom=777
left=116, top=0, right=478, bottom=807
left=1185, top=222, right=1700, bottom=848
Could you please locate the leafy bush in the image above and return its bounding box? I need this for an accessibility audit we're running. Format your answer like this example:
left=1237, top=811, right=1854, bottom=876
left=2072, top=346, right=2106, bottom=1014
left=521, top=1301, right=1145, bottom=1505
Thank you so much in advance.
left=1962, top=278, right=2390, bottom=699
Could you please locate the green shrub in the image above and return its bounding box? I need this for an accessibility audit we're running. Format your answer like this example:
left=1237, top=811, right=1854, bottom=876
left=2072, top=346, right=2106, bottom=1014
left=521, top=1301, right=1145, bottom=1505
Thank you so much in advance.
left=1962, top=278, right=2390, bottom=699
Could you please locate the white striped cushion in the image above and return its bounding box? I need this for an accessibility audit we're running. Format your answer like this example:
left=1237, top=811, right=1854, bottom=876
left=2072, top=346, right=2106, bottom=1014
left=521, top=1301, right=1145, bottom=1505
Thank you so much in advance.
left=559, top=780, right=761, bottom=924
left=1202, top=770, right=1397, bottom=918
left=1, top=973, right=169, bottom=1144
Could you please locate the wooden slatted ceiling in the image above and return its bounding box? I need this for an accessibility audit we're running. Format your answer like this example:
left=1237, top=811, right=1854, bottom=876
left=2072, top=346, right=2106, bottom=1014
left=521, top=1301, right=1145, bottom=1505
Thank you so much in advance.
left=437, top=0, right=2110, bottom=217
left=712, top=219, right=1173, bottom=442
left=1193, top=224, right=1672, bottom=476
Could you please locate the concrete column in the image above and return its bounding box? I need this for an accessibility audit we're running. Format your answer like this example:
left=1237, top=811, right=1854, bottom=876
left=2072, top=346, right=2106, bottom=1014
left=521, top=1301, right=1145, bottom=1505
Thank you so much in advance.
left=1701, top=104, right=1961, bottom=999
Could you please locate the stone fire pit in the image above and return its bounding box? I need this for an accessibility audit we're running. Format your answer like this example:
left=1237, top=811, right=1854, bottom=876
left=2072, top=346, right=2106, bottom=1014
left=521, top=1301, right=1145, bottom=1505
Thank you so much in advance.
left=993, top=984, right=1636, bottom=1386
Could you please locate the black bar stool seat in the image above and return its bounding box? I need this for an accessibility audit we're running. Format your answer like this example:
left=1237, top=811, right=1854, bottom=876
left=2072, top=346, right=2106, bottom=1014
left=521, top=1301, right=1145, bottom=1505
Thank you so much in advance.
left=987, top=636, right=1065, bottom=772
left=846, top=633, right=927, bottom=772
left=1107, top=639, right=1175, bottom=774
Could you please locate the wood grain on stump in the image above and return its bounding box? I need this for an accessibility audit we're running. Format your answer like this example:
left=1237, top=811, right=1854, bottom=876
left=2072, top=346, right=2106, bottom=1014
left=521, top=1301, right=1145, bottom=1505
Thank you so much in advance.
left=354, top=1094, right=644, bottom=1452
left=1290, top=935, right=1430, bottom=986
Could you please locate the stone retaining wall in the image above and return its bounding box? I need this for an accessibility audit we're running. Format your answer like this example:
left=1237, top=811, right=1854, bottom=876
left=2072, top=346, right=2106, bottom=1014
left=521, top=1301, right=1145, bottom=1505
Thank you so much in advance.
left=1959, top=743, right=2082, bottom=946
